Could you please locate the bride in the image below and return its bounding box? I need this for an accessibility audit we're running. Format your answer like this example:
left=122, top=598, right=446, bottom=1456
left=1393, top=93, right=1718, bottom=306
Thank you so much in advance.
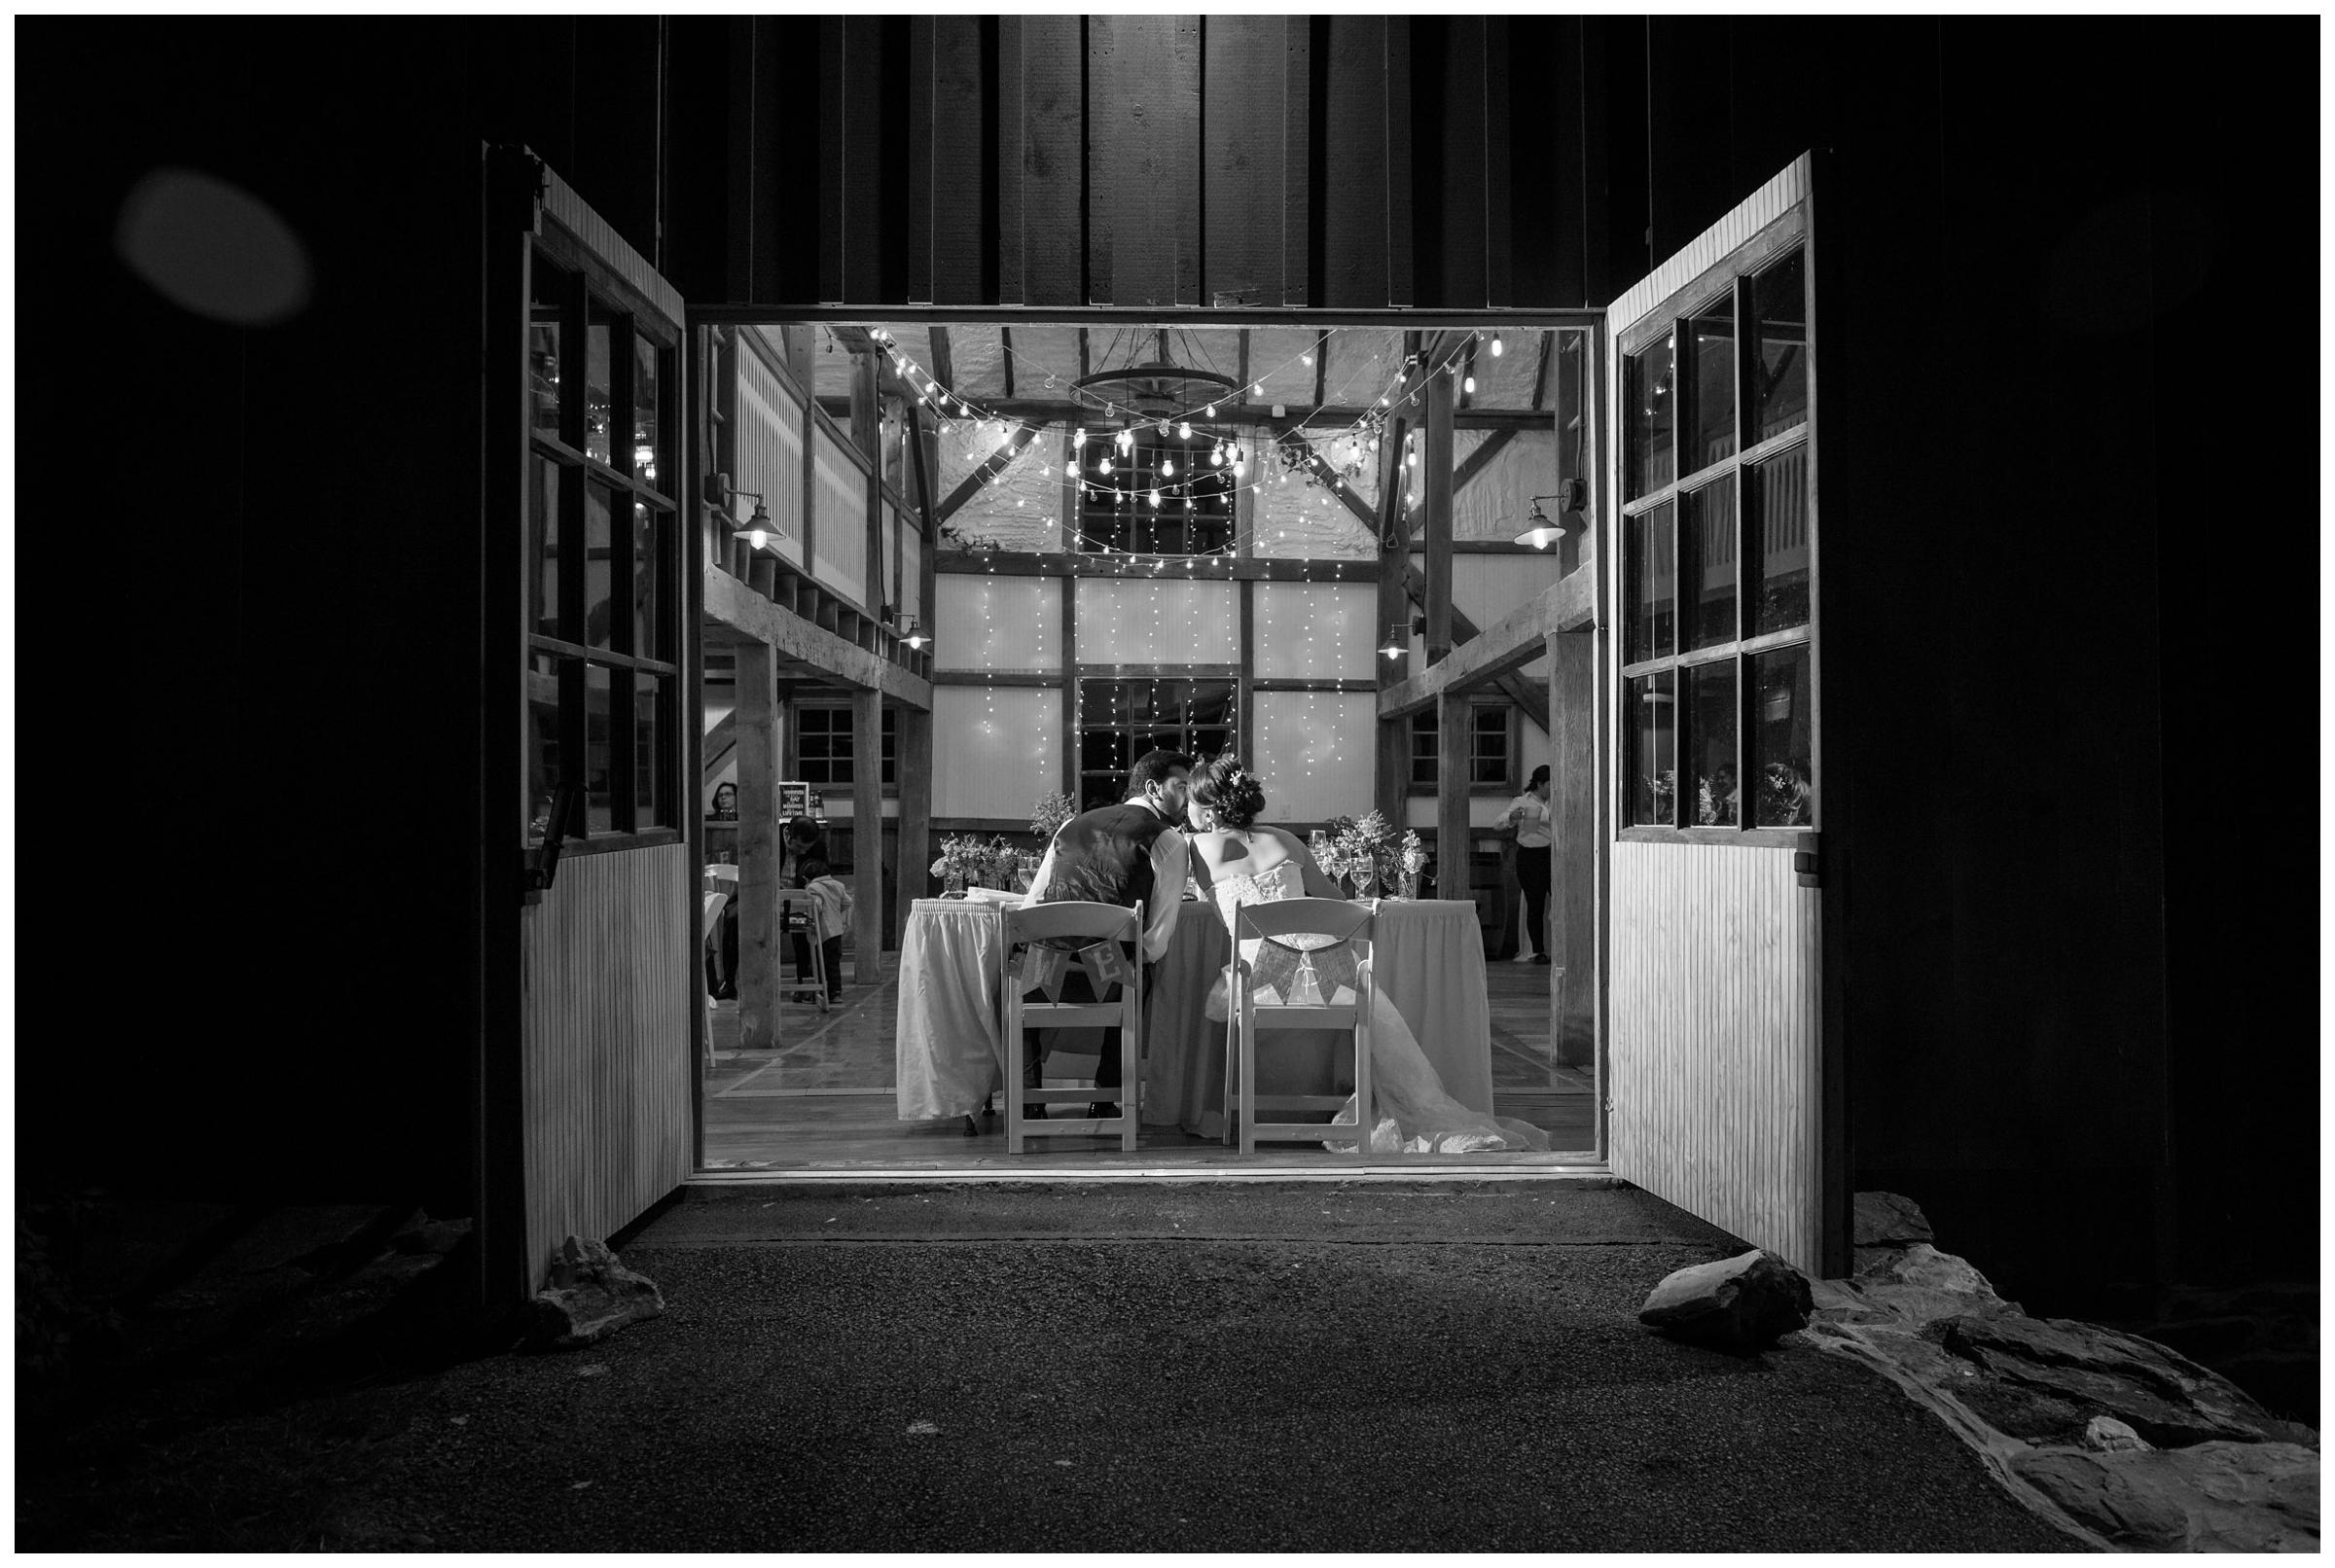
left=1183, top=755, right=1550, bottom=1155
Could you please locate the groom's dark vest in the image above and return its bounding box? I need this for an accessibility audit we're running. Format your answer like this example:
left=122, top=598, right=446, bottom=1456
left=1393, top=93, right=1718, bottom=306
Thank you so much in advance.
left=1039, top=802, right=1172, bottom=920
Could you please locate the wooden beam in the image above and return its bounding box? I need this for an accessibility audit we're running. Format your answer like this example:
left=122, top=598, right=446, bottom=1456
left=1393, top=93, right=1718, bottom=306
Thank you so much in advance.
left=1275, top=423, right=1378, bottom=536
left=934, top=552, right=1377, bottom=583
left=851, top=688, right=883, bottom=983
left=999, top=327, right=1016, bottom=398
left=701, top=709, right=737, bottom=786
left=1378, top=568, right=1596, bottom=718
left=1436, top=692, right=1469, bottom=907
left=703, top=567, right=935, bottom=708
left=1422, top=363, right=1455, bottom=661
left=928, top=325, right=954, bottom=393
left=935, top=423, right=1040, bottom=522
left=1529, top=330, right=1555, bottom=410
left=735, top=641, right=786, bottom=1052
left=1452, top=427, right=1516, bottom=495
left=1546, top=628, right=1595, bottom=1066
left=894, top=702, right=933, bottom=935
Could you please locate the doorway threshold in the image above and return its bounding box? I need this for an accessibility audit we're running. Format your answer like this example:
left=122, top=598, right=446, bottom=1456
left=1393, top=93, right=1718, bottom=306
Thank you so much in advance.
left=690, top=1158, right=1614, bottom=1187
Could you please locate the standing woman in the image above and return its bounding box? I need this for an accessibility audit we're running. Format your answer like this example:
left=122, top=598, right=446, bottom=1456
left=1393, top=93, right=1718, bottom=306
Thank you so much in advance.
left=1498, top=765, right=1554, bottom=964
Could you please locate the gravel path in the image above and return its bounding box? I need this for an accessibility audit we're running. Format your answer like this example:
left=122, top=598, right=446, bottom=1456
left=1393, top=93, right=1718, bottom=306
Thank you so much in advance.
left=19, top=1184, right=2081, bottom=1552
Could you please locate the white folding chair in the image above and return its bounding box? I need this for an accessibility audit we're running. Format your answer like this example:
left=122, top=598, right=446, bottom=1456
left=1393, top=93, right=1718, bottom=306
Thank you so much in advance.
left=1000, top=901, right=1142, bottom=1154
left=779, top=894, right=830, bottom=1012
left=1225, top=897, right=1376, bottom=1156
left=700, top=890, right=731, bottom=1073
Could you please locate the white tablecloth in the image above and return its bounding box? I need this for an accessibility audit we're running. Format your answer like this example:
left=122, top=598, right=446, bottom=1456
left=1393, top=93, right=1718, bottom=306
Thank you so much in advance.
left=894, top=897, right=1493, bottom=1129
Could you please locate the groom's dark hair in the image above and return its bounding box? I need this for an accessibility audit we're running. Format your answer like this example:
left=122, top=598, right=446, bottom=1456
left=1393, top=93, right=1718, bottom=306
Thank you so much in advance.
left=1127, top=750, right=1193, bottom=797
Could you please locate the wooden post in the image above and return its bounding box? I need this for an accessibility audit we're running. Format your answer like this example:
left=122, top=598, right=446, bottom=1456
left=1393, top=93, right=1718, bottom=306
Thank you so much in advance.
left=1547, top=628, right=1596, bottom=1067
left=851, top=687, right=883, bottom=985
left=1437, top=692, right=1471, bottom=912
left=735, top=641, right=785, bottom=1051
left=894, top=703, right=933, bottom=941
left=1423, top=351, right=1455, bottom=664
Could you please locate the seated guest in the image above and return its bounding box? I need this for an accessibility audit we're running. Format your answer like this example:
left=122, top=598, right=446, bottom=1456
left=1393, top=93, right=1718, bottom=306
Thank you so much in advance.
left=708, top=781, right=737, bottom=821
left=1018, top=750, right=1193, bottom=1120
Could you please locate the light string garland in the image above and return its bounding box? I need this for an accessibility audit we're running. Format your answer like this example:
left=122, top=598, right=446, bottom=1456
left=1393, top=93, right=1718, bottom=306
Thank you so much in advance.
left=866, top=324, right=1501, bottom=563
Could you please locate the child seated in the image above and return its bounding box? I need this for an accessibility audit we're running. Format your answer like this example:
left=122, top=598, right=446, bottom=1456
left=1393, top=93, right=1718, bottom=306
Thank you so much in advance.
left=792, top=857, right=852, bottom=1003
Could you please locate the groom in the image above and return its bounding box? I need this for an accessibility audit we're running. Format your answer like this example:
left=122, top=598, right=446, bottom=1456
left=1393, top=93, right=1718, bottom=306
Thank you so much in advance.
left=1018, top=750, right=1194, bottom=1121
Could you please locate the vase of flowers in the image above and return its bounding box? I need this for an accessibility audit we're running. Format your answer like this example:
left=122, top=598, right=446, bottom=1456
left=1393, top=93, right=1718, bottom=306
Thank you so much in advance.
left=1396, top=830, right=1426, bottom=899
left=1319, top=810, right=1403, bottom=901
left=929, top=834, right=993, bottom=897
left=1030, top=791, right=1076, bottom=843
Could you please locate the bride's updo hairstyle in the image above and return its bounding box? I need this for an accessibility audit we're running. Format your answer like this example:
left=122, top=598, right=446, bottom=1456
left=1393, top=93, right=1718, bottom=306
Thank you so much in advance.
left=1191, top=754, right=1267, bottom=831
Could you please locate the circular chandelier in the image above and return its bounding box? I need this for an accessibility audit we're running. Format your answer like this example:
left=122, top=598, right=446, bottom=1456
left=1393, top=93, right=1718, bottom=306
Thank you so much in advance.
left=1072, top=360, right=1240, bottom=420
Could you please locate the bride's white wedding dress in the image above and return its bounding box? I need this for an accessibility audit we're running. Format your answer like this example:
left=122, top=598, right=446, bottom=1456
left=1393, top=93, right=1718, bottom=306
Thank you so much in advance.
left=1212, top=859, right=1550, bottom=1155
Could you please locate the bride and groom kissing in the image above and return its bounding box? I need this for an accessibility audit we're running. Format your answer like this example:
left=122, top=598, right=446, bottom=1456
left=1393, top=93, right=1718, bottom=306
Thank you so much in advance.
left=1018, top=750, right=1548, bottom=1153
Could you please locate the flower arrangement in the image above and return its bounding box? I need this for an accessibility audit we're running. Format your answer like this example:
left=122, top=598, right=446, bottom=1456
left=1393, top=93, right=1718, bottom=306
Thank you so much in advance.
left=930, top=833, right=1018, bottom=890
left=1314, top=809, right=1405, bottom=895
left=1029, top=791, right=1077, bottom=842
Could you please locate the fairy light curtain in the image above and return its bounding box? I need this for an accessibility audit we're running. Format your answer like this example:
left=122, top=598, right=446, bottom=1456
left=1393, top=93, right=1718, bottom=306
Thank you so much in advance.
left=1250, top=584, right=1375, bottom=679
left=1071, top=579, right=1236, bottom=663
left=1249, top=691, right=1375, bottom=822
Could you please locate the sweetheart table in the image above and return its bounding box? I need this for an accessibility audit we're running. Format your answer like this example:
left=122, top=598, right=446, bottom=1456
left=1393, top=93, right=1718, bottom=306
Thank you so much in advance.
left=894, top=896, right=1494, bottom=1134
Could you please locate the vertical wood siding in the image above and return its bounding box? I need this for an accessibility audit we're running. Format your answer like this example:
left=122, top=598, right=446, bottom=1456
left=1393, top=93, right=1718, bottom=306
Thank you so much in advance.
left=900, top=523, right=922, bottom=622
left=1607, top=155, right=1809, bottom=333
left=521, top=841, right=693, bottom=1288
left=736, top=353, right=807, bottom=570
left=1608, top=838, right=1822, bottom=1272
left=811, top=426, right=868, bottom=605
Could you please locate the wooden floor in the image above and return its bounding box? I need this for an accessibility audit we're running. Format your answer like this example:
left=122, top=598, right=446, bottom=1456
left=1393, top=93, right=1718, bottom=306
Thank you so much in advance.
left=701, top=950, right=1598, bottom=1171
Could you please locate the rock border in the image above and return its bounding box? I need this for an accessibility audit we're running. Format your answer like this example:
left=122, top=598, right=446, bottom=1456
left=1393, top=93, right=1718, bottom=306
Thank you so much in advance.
left=1788, top=1194, right=2318, bottom=1552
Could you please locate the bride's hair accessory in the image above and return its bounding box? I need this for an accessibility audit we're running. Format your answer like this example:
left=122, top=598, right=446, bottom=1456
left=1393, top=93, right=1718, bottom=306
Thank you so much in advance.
left=1193, top=753, right=1266, bottom=832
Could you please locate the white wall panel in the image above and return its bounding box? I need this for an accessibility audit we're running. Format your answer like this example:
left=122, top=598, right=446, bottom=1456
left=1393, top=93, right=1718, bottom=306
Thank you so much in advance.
left=811, top=427, right=867, bottom=606
left=935, top=574, right=1060, bottom=673
left=900, top=525, right=922, bottom=622
left=1249, top=691, right=1376, bottom=822
left=934, top=685, right=1060, bottom=819
left=1609, top=839, right=1822, bottom=1273
left=1074, top=578, right=1238, bottom=664
left=736, top=354, right=806, bottom=570
left=1251, top=582, right=1377, bottom=679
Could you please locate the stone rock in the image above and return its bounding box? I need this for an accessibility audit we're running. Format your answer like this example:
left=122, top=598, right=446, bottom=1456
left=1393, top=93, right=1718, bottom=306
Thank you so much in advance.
left=2014, top=1441, right=2319, bottom=1552
left=1944, top=1311, right=2312, bottom=1448
left=1809, top=1242, right=2015, bottom=1331
left=391, top=1217, right=472, bottom=1256
left=1852, top=1191, right=1935, bottom=1248
left=1639, top=1249, right=1813, bottom=1353
left=2085, top=1415, right=2152, bottom=1452
left=525, top=1236, right=664, bottom=1351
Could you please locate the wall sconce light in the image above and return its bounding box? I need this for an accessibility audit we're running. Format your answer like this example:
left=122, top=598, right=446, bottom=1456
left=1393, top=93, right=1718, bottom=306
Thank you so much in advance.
left=885, top=606, right=929, bottom=650
left=710, top=471, right=784, bottom=549
left=1380, top=616, right=1426, bottom=659
left=1514, top=481, right=1590, bottom=550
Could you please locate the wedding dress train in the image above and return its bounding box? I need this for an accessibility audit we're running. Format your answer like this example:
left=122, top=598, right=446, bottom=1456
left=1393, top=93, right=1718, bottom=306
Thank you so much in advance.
left=1212, top=860, right=1550, bottom=1155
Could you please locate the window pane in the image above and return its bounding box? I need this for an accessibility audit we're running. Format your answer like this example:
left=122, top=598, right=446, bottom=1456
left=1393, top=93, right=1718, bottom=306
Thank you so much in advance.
left=1191, top=728, right=1231, bottom=764
left=1410, top=709, right=1436, bottom=786
left=530, top=457, right=560, bottom=639
left=529, top=263, right=565, bottom=439
left=631, top=502, right=663, bottom=660
left=1679, top=477, right=1738, bottom=653
left=1687, top=661, right=1739, bottom=827
left=1626, top=672, right=1677, bottom=827
left=1472, top=706, right=1509, bottom=784
left=1625, top=501, right=1676, bottom=665
left=584, top=483, right=615, bottom=649
left=635, top=674, right=668, bottom=828
left=584, top=663, right=615, bottom=833
left=1746, top=447, right=1811, bottom=635
left=881, top=708, right=898, bottom=787
left=526, top=651, right=561, bottom=843
left=1187, top=680, right=1236, bottom=728
left=1685, top=292, right=1737, bottom=474
left=1752, top=249, right=1808, bottom=442
left=631, top=332, right=663, bottom=490
left=1079, top=426, right=1237, bottom=554
left=1625, top=335, right=1675, bottom=501
left=585, top=303, right=614, bottom=465
left=1082, top=728, right=1130, bottom=775
left=1750, top=645, right=1813, bottom=827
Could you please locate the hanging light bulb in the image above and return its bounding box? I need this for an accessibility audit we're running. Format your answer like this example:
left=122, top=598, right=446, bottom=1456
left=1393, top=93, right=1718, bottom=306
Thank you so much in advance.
left=1251, top=382, right=1263, bottom=396
left=1162, top=457, right=1175, bottom=477
left=1211, top=446, right=1224, bottom=467
left=1116, top=427, right=1134, bottom=453
left=1490, top=333, right=1504, bottom=357
left=1463, top=374, right=1477, bottom=395
left=1233, top=459, right=1246, bottom=479
left=1300, top=351, right=1313, bottom=367
left=1075, top=427, right=1088, bottom=445
left=1204, top=404, right=1217, bottom=418
left=1407, top=447, right=1419, bottom=468
left=1149, top=488, right=1162, bottom=508
left=1178, top=420, right=1192, bottom=440
left=1100, top=456, right=1115, bottom=475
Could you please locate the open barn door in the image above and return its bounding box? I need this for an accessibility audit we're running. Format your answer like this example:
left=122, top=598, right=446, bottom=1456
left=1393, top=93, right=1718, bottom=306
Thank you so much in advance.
left=1601, top=155, right=1845, bottom=1277
left=482, top=150, right=698, bottom=1299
